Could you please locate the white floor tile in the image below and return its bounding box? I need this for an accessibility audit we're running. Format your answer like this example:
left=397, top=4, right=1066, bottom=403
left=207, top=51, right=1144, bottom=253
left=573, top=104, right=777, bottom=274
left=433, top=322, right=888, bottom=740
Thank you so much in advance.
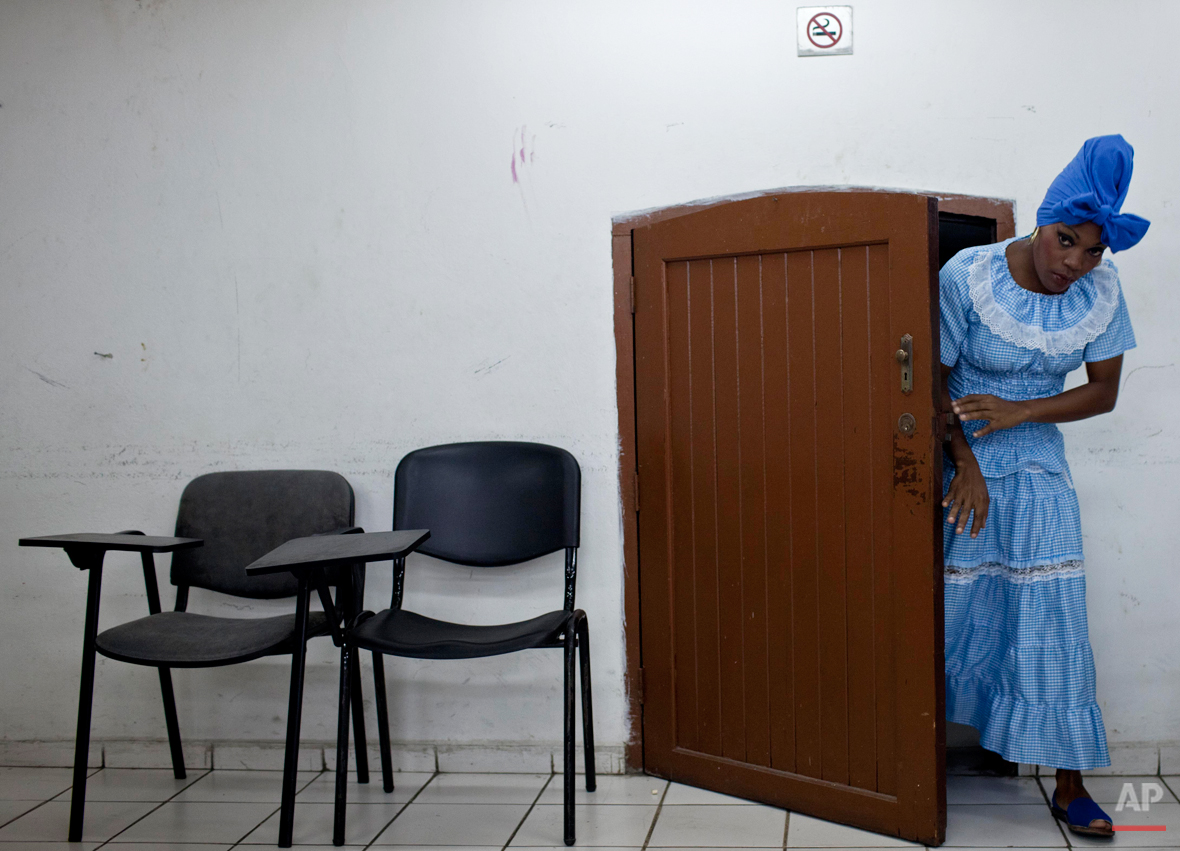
left=242, top=801, right=399, bottom=846
left=413, top=773, right=550, bottom=805
left=650, top=803, right=785, bottom=847
left=373, top=802, right=531, bottom=846
left=51, top=768, right=207, bottom=802
left=113, top=800, right=278, bottom=844
left=946, top=776, right=1045, bottom=806
left=0, top=800, right=158, bottom=843
left=0, top=800, right=40, bottom=827
left=943, top=804, right=1066, bottom=847
left=786, top=812, right=921, bottom=848
left=511, top=803, right=657, bottom=846
left=662, top=782, right=765, bottom=806
left=297, top=771, right=433, bottom=804
left=538, top=774, right=667, bottom=806
left=169, top=768, right=318, bottom=802
left=0, top=767, right=81, bottom=801
left=104, top=844, right=232, bottom=850
left=0, top=843, right=101, bottom=850
left=1069, top=801, right=1180, bottom=847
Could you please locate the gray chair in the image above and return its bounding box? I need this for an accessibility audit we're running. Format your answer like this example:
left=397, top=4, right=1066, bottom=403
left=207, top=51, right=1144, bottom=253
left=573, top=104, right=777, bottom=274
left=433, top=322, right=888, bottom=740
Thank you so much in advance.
left=80, top=470, right=374, bottom=847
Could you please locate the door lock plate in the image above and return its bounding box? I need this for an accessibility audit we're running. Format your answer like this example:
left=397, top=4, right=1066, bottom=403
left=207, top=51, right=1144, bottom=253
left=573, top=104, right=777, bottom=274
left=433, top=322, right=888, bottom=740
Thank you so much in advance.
left=896, top=334, right=913, bottom=394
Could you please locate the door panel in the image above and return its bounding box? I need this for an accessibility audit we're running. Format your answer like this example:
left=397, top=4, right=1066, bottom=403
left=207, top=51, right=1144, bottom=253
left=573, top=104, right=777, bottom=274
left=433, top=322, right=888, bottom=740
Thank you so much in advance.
left=634, top=191, right=944, bottom=844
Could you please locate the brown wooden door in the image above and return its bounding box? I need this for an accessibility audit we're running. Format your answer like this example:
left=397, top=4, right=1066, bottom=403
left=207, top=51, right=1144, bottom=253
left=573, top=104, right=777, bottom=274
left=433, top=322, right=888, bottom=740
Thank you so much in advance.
left=633, top=190, right=945, bottom=845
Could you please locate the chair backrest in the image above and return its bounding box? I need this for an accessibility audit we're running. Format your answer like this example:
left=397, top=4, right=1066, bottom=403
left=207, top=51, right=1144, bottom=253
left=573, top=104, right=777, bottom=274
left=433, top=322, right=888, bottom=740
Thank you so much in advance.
left=170, top=470, right=355, bottom=599
left=393, top=442, right=580, bottom=566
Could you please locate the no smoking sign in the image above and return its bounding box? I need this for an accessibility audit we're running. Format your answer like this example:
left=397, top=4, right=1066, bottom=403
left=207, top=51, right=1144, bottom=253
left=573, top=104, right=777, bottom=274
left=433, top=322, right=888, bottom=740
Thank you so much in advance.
left=797, top=6, right=853, bottom=56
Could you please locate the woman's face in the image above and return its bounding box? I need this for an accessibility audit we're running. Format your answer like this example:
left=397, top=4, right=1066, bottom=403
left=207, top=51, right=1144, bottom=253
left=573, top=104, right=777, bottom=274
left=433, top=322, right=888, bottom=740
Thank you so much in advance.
left=1032, top=221, right=1107, bottom=294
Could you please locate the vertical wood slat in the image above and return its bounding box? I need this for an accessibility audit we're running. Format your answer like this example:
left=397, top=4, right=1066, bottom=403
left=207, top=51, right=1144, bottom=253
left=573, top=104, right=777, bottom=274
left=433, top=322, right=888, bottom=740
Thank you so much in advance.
left=688, top=258, right=723, bottom=759
left=841, top=247, right=878, bottom=791
left=868, top=242, right=897, bottom=797
left=785, top=249, right=821, bottom=780
left=762, top=252, right=795, bottom=774
left=711, top=257, right=746, bottom=763
left=812, top=248, right=850, bottom=786
left=736, top=253, right=770, bottom=767
left=667, top=260, right=698, bottom=754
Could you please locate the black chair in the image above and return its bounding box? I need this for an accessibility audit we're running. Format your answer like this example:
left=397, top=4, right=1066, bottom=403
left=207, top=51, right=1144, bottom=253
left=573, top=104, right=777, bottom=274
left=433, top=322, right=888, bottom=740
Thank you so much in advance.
left=331, top=442, right=595, bottom=846
left=74, top=470, right=376, bottom=848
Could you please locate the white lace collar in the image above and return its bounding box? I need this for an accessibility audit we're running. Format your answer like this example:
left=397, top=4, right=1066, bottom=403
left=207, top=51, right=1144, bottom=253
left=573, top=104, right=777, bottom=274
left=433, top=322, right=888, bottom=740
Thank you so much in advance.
left=967, top=238, right=1120, bottom=356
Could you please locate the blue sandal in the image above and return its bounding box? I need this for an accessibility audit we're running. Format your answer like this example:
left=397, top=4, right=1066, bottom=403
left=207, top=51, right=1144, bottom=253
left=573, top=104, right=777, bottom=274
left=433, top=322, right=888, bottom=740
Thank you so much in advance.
left=1050, top=791, right=1115, bottom=838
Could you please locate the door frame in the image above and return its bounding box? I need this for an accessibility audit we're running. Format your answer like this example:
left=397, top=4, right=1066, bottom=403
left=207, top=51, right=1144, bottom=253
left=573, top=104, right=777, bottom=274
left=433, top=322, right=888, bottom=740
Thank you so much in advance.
left=611, top=187, right=1016, bottom=772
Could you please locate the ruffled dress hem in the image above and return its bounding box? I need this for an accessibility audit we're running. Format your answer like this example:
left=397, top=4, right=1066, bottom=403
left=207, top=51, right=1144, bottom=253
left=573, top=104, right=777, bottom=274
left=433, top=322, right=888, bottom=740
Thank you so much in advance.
left=947, top=674, right=1112, bottom=770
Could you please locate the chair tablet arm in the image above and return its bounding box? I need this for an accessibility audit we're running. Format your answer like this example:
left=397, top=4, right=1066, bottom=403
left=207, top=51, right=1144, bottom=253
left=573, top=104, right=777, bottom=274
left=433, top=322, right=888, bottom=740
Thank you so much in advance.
left=19, top=533, right=201, bottom=571
left=316, top=526, right=364, bottom=536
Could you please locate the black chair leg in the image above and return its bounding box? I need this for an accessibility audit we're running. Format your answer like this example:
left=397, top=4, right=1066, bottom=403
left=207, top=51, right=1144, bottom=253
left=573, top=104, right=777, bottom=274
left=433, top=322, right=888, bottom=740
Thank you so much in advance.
left=563, top=627, right=576, bottom=847
left=156, top=667, right=186, bottom=779
left=575, top=612, right=596, bottom=792
left=349, top=659, right=369, bottom=784
left=277, top=576, right=312, bottom=848
left=371, top=652, right=394, bottom=793
left=333, top=640, right=354, bottom=847
left=69, top=561, right=104, bottom=843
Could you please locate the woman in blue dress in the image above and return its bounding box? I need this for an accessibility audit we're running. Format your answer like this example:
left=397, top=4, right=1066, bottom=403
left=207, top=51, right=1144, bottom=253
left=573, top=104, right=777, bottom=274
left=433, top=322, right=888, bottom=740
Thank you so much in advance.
left=940, top=135, right=1150, bottom=838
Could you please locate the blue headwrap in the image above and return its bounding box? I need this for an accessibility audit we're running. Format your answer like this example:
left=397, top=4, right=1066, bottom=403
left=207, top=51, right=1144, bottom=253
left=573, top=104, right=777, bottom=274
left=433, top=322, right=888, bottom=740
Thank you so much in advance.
left=1036, top=135, right=1150, bottom=253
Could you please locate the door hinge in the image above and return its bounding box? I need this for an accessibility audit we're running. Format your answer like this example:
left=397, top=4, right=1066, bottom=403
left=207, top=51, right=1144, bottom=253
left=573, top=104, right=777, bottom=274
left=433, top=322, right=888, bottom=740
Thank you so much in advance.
left=636, top=667, right=645, bottom=705
left=629, top=276, right=635, bottom=314
left=633, top=472, right=640, bottom=512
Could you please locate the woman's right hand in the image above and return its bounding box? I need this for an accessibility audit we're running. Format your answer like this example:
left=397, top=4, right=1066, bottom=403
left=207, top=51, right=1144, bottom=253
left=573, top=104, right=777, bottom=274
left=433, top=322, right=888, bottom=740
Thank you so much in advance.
left=943, top=462, right=989, bottom=538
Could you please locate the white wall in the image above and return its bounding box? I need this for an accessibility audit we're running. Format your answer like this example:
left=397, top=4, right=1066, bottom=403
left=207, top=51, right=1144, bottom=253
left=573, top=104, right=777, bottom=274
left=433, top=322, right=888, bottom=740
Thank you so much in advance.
left=2, top=0, right=1178, bottom=766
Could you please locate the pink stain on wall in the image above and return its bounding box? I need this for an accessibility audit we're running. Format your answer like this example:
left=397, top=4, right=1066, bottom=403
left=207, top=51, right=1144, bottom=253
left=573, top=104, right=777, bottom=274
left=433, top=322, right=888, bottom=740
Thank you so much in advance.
left=510, top=126, right=537, bottom=185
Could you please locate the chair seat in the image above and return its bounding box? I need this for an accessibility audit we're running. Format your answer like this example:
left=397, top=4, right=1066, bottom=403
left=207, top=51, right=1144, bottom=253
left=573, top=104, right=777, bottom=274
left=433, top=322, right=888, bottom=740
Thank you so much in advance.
left=351, top=608, right=572, bottom=660
left=96, top=610, right=331, bottom=667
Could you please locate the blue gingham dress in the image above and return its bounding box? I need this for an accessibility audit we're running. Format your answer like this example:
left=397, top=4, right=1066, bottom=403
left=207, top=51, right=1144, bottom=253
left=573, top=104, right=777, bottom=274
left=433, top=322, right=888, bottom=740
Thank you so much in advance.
left=941, top=237, right=1135, bottom=770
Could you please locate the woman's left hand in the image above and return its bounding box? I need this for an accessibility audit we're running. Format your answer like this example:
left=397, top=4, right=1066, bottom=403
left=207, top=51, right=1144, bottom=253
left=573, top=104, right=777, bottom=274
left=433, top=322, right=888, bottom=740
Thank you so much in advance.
left=951, top=394, right=1032, bottom=437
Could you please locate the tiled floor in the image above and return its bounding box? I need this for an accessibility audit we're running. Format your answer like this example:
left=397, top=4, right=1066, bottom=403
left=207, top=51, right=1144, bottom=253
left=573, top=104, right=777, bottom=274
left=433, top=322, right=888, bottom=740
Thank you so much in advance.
left=1, top=767, right=1178, bottom=849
